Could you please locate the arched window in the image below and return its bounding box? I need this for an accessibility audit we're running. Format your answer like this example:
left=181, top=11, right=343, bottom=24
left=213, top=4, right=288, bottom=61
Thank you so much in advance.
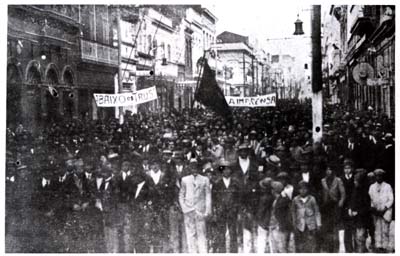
left=64, top=69, right=74, bottom=86
left=47, top=69, right=58, bottom=85
left=27, top=66, right=41, bottom=85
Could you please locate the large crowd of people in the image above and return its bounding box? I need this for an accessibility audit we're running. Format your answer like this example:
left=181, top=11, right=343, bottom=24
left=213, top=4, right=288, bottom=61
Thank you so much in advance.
left=5, top=99, right=395, bottom=253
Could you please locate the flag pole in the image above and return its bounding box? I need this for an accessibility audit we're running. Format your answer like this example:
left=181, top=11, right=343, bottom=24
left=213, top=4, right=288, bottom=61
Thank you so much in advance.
left=191, top=50, right=208, bottom=111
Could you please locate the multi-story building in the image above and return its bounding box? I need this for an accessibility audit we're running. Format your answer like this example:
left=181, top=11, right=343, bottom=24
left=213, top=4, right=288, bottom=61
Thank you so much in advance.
left=7, top=5, right=221, bottom=126
left=268, top=54, right=302, bottom=100
left=7, top=5, right=119, bottom=132
left=323, top=5, right=395, bottom=117
left=216, top=31, right=256, bottom=97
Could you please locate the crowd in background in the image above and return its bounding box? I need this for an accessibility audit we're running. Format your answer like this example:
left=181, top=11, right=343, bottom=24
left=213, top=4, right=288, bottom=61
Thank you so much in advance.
left=5, top=99, right=395, bottom=253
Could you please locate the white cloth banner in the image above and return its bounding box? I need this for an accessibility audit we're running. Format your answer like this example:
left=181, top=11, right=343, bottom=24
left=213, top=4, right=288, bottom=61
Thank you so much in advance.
left=94, top=86, right=157, bottom=107
left=225, top=93, right=276, bottom=107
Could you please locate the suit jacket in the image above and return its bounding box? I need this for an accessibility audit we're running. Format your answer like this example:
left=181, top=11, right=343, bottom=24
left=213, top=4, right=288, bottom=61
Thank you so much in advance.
left=291, top=195, right=321, bottom=232
left=33, top=176, right=59, bottom=214
left=340, top=175, right=354, bottom=220
left=114, top=171, right=133, bottom=204
left=271, top=195, right=292, bottom=231
left=167, top=163, right=189, bottom=205
left=179, top=174, right=211, bottom=216
left=349, top=184, right=371, bottom=228
left=321, top=176, right=346, bottom=207
left=231, top=157, right=260, bottom=214
left=146, top=170, right=170, bottom=210
left=256, top=192, right=274, bottom=229
left=212, top=177, right=240, bottom=219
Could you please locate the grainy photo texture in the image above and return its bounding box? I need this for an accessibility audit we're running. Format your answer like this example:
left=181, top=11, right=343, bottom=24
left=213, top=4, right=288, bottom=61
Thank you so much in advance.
left=6, top=4, right=395, bottom=253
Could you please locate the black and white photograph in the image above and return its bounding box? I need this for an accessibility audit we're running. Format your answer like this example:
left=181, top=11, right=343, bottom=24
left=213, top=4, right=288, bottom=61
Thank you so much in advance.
left=4, top=2, right=396, bottom=253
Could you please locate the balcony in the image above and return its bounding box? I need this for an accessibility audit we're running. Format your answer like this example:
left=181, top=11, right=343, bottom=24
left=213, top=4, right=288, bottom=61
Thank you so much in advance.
left=350, top=7, right=374, bottom=36
left=80, top=39, right=119, bottom=66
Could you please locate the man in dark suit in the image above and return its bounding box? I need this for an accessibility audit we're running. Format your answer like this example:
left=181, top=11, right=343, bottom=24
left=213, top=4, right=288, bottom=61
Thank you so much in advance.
left=146, top=157, right=170, bottom=253
left=340, top=159, right=355, bottom=253
left=114, top=160, right=134, bottom=252
left=62, top=158, right=92, bottom=253
left=130, top=162, right=152, bottom=253
left=167, top=153, right=188, bottom=253
left=212, top=159, right=240, bottom=253
left=293, top=161, right=321, bottom=201
left=33, top=159, right=62, bottom=252
left=231, top=143, right=260, bottom=253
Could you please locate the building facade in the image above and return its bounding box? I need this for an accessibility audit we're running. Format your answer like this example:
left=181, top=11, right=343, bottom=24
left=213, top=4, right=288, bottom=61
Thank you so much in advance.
left=322, top=5, right=395, bottom=117
left=7, top=4, right=221, bottom=126
left=7, top=5, right=119, bottom=132
left=216, top=31, right=256, bottom=97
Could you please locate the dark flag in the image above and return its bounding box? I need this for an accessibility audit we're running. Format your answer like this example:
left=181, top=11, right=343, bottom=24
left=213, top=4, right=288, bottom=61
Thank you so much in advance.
left=195, top=60, right=232, bottom=118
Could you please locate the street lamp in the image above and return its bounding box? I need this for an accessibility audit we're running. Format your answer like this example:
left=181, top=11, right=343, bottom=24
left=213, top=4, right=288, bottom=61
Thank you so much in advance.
left=293, top=14, right=305, bottom=35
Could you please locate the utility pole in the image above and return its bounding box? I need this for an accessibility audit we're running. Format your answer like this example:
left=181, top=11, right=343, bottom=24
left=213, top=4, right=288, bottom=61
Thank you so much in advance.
left=243, top=52, right=246, bottom=96
left=116, top=6, right=124, bottom=124
left=311, top=5, right=323, bottom=143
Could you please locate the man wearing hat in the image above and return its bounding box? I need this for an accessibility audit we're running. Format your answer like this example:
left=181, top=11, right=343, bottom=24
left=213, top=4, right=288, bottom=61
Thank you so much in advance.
left=263, top=154, right=281, bottom=178
left=378, top=133, right=394, bottom=190
left=340, top=158, right=356, bottom=252
left=32, top=157, right=62, bottom=252
left=113, top=160, right=135, bottom=253
left=368, top=169, right=394, bottom=252
left=62, top=157, right=93, bottom=253
left=130, top=160, right=152, bottom=253
left=179, top=158, right=211, bottom=253
left=231, top=142, right=260, bottom=253
left=320, top=163, right=345, bottom=253
left=145, top=157, right=170, bottom=253
left=348, top=169, right=370, bottom=252
left=212, top=159, right=240, bottom=253
left=167, top=152, right=188, bottom=252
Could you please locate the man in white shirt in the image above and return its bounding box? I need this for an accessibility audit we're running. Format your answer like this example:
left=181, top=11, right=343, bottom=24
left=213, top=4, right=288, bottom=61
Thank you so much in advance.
left=179, top=158, right=211, bottom=253
left=168, top=154, right=188, bottom=253
left=368, top=169, right=394, bottom=252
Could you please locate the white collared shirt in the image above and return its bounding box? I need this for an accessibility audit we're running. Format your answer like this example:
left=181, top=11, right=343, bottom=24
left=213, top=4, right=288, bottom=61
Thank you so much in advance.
left=135, top=181, right=145, bottom=199
left=42, top=177, right=50, bottom=188
left=239, top=157, right=250, bottom=174
left=302, top=172, right=310, bottom=183
left=300, top=196, right=308, bottom=203
left=85, top=172, right=92, bottom=180
left=348, top=141, right=354, bottom=150
left=345, top=174, right=353, bottom=180
left=282, top=184, right=294, bottom=199
left=150, top=169, right=161, bottom=185
left=176, top=165, right=183, bottom=174
left=122, top=171, right=127, bottom=181
left=223, top=177, right=231, bottom=188
left=96, top=177, right=103, bottom=190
